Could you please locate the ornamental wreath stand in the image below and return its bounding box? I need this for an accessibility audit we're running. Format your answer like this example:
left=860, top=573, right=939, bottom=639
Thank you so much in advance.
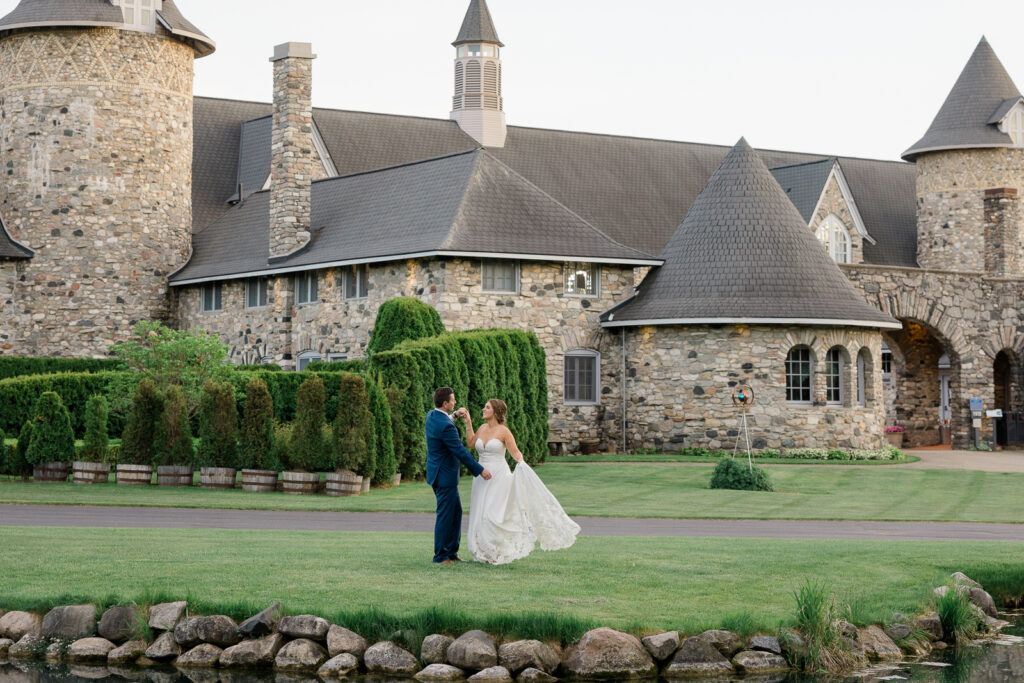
left=731, top=385, right=755, bottom=472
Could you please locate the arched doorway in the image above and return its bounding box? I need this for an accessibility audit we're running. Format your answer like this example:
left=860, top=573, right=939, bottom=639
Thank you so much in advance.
left=993, top=349, right=1022, bottom=446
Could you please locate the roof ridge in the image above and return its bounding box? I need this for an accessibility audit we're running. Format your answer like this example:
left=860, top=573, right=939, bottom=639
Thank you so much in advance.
left=769, top=157, right=837, bottom=172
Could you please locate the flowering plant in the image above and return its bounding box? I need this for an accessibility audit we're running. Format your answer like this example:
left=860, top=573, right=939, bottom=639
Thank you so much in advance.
left=884, top=425, right=906, bottom=434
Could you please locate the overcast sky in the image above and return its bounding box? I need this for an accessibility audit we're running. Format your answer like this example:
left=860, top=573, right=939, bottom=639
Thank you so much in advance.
left=3, top=0, right=1024, bottom=161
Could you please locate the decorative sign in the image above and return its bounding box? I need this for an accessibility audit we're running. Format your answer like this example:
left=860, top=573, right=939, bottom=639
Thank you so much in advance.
left=731, top=385, right=754, bottom=408
left=986, top=409, right=1003, bottom=418
left=970, top=398, right=983, bottom=411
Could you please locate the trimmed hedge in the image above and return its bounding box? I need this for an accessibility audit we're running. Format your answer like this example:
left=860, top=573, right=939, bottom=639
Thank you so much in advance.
left=366, top=297, right=445, bottom=355
left=306, top=359, right=368, bottom=374
left=0, top=372, right=126, bottom=438
left=0, top=357, right=124, bottom=380
left=370, top=329, right=549, bottom=472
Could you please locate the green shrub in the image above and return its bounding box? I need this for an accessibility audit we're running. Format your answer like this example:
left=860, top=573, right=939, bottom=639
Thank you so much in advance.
left=196, top=381, right=239, bottom=469
left=936, top=585, right=984, bottom=644
left=385, top=386, right=408, bottom=478
left=24, top=392, right=76, bottom=465
left=79, top=395, right=110, bottom=463
left=368, top=376, right=397, bottom=484
left=0, top=371, right=126, bottom=437
left=757, top=449, right=781, bottom=458
left=288, top=375, right=328, bottom=471
left=709, top=457, right=773, bottom=491
left=266, top=422, right=290, bottom=473
left=332, top=373, right=375, bottom=477
left=119, top=379, right=161, bottom=465
left=153, top=385, right=195, bottom=468
left=367, top=297, right=445, bottom=355
left=0, top=357, right=125, bottom=380
left=826, top=449, right=850, bottom=461
left=240, top=377, right=275, bottom=471
left=784, top=448, right=829, bottom=460
left=10, top=421, right=34, bottom=477
left=235, top=363, right=281, bottom=372
left=306, top=359, right=368, bottom=374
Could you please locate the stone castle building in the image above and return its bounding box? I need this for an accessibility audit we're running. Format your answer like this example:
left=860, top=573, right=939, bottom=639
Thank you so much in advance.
left=1, top=0, right=1023, bottom=453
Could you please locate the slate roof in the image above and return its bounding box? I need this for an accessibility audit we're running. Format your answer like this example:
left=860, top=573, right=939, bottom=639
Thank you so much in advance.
left=171, top=149, right=659, bottom=284
left=454, top=0, right=502, bottom=46
left=0, top=0, right=214, bottom=56
left=0, top=218, right=33, bottom=260
left=769, top=158, right=835, bottom=223
left=600, top=139, right=900, bottom=329
left=903, top=37, right=1021, bottom=160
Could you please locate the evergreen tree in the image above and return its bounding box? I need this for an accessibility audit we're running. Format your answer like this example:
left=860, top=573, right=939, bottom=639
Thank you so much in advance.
left=196, top=381, right=239, bottom=469
left=366, top=297, right=445, bottom=355
left=120, top=379, right=161, bottom=465
left=10, top=421, right=34, bottom=478
left=332, top=373, right=374, bottom=476
left=24, top=391, right=76, bottom=465
left=80, top=395, right=110, bottom=462
left=368, top=376, right=397, bottom=484
left=240, top=377, right=275, bottom=470
left=153, top=385, right=195, bottom=467
left=288, top=375, right=327, bottom=471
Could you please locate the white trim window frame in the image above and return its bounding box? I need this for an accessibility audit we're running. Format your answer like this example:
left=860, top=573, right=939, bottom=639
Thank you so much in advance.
left=343, top=263, right=368, bottom=300
left=565, top=262, right=600, bottom=297
left=856, top=350, right=867, bottom=408
left=115, top=0, right=159, bottom=31
left=564, top=349, right=600, bottom=405
left=825, top=348, right=844, bottom=405
left=296, top=350, right=322, bottom=372
left=785, top=346, right=813, bottom=405
left=881, top=341, right=893, bottom=382
left=999, top=104, right=1024, bottom=146
left=295, top=272, right=319, bottom=305
left=815, top=214, right=852, bottom=264
left=200, top=282, right=222, bottom=313
left=245, top=277, right=268, bottom=309
left=481, top=260, right=520, bottom=294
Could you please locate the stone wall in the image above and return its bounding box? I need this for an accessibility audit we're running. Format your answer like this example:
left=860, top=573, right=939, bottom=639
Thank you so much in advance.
left=620, top=324, right=887, bottom=451
left=808, top=170, right=865, bottom=265
left=0, top=260, right=21, bottom=353
left=984, top=188, right=1022, bottom=278
left=0, top=28, right=194, bottom=357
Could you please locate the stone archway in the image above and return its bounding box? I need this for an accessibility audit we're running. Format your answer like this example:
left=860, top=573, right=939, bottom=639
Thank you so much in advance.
left=993, top=349, right=1024, bottom=445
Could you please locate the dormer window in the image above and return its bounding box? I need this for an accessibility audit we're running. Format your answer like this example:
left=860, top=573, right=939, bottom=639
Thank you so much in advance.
left=815, top=214, right=852, bottom=264
left=1002, top=105, right=1024, bottom=146
left=115, top=0, right=160, bottom=32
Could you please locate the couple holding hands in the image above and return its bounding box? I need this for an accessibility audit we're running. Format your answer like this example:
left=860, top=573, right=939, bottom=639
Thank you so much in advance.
left=425, top=387, right=580, bottom=565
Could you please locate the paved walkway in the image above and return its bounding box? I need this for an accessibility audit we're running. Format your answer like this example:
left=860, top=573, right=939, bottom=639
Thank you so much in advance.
left=2, top=504, right=1023, bottom=542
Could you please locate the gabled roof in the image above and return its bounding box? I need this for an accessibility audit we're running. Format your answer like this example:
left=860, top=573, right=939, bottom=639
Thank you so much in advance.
left=0, top=217, right=33, bottom=260
left=454, top=0, right=502, bottom=47
left=600, top=139, right=900, bottom=329
left=770, top=158, right=835, bottom=222
left=171, top=149, right=659, bottom=285
left=903, top=37, right=1021, bottom=160
left=0, top=0, right=214, bottom=56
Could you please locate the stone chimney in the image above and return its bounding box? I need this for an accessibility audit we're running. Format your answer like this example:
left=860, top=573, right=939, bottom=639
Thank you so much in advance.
left=269, top=42, right=316, bottom=259
left=984, top=188, right=1021, bottom=277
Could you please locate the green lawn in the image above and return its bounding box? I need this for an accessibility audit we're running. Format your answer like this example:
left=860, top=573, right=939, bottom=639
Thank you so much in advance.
left=2, top=464, right=1023, bottom=523
left=550, top=453, right=921, bottom=465
left=1, top=526, right=1021, bottom=637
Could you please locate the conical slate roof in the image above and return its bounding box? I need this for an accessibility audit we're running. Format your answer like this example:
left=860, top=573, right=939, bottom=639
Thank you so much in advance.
left=601, top=138, right=899, bottom=329
left=453, top=0, right=503, bottom=47
left=903, top=37, right=1021, bottom=160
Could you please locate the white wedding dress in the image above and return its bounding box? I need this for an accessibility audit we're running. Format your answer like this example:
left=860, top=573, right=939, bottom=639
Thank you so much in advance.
left=467, top=437, right=581, bottom=565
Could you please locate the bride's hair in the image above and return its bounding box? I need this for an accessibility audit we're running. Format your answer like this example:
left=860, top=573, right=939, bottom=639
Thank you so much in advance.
left=487, top=399, right=508, bottom=424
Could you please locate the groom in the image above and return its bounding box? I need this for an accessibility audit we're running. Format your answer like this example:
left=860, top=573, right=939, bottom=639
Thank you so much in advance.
left=426, top=387, right=491, bottom=564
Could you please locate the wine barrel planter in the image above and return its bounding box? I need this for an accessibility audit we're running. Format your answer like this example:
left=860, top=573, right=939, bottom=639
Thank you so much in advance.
left=241, top=469, right=278, bottom=493
left=325, top=470, right=361, bottom=497
left=579, top=438, right=602, bottom=455
left=72, top=461, right=110, bottom=485
left=360, top=475, right=371, bottom=494
left=117, top=464, right=154, bottom=486
left=200, top=467, right=237, bottom=490
left=33, top=461, right=70, bottom=483
left=157, top=466, right=193, bottom=487
left=281, top=471, right=321, bottom=495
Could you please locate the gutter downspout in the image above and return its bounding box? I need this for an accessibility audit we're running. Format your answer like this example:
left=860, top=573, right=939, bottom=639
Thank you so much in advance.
left=621, top=328, right=627, bottom=453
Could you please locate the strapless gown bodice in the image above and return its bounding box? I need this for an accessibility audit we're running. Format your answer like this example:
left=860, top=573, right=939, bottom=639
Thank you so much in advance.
left=467, top=437, right=580, bottom=565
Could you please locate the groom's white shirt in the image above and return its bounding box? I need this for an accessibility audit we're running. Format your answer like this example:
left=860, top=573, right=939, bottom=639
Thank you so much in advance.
left=432, top=408, right=454, bottom=423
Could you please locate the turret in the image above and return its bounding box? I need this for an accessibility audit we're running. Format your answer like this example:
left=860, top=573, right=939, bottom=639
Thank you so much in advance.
left=450, top=0, right=507, bottom=148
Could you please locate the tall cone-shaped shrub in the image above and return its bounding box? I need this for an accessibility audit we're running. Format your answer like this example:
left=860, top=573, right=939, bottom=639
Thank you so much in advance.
left=24, top=391, right=76, bottom=465
left=80, top=395, right=109, bottom=462
left=289, top=375, right=327, bottom=471
left=120, top=379, right=161, bottom=465
left=366, top=297, right=445, bottom=355
left=332, top=373, right=374, bottom=476
left=241, top=377, right=275, bottom=470
left=153, top=385, right=195, bottom=467
left=6, top=421, right=34, bottom=478
left=196, top=381, right=239, bottom=469
left=367, top=376, right=396, bottom=484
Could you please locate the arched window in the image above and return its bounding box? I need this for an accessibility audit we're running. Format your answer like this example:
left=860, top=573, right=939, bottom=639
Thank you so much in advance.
left=1001, top=105, right=1024, bottom=146
left=825, top=347, right=844, bottom=405
left=565, top=349, right=600, bottom=405
left=296, top=350, right=322, bottom=372
left=856, top=348, right=872, bottom=407
left=815, top=214, right=852, bottom=264
left=785, top=347, right=812, bottom=404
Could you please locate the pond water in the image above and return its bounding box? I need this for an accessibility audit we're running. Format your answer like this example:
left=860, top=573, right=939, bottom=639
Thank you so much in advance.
left=1, top=614, right=1021, bottom=683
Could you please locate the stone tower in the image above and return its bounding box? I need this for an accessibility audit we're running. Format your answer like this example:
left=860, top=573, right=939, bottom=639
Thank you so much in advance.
left=0, top=0, right=214, bottom=357
left=450, top=0, right=507, bottom=148
left=904, top=37, right=1024, bottom=275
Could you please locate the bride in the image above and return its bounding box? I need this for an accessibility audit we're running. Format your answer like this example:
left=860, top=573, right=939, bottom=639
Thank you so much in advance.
left=454, top=399, right=580, bottom=565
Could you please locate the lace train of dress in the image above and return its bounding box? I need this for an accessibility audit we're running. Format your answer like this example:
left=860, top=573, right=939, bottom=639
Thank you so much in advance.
left=467, top=438, right=581, bottom=565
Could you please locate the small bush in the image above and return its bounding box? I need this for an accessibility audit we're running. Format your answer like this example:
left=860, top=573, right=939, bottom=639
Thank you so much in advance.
left=757, top=449, right=781, bottom=458
left=367, top=297, right=445, bottom=355
left=265, top=422, right=290, bottom=473
left=153, top=385, right=195, bottom=468
left=784, top=448, right=829, bottom=459
left=240, top=377, right=275, bottom=470
left=120, top=379, right=161, bottom=465
left=79, top=395, right=110, bottom=463
left=936, top=585, right=984, bottom=644
left=288, top=375, right=328, bottom=471
left=24, top=392, right=76, bottom=465
left=827, top=449, right=849, bottom=461
left=709, top=457, right=773, bottom=491
left=196, top=381, right=240, bottom=469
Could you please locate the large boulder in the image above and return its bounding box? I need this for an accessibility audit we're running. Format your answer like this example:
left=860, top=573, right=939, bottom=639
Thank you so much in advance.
left=219, top=633, right=286, bottom=668
left=145, top=631, right=182, bottom=661
left=563, top=628, right=656, bottom=679
left=67, top=638, right=117, bottom=662
left=913, top=613, right=943, bottom=641
left=416, top=663, right=467, bottom=681
left=148, top=602, right=187, bottom=632
left=968, top=587, right=998, bottom=617
left=275, top=638, right=328, bottom=672
left=107, top=640, right=148, bottom=665
left=42, top=605, right=97, bottom=640
left=470, top=666, right=514, bottom=682
left=9, top=633, right=45, bottom=659
left=447, top=630, right=498, bottom=671
left=663, top=637, right=733, bottom=679
left=748, top=636, right=782, bottom=656
left=318, top=652, right=360, bottom=678
left=640, top=632, right=679, bottom=662
left=693, top=630, right=743, bottom=658
left=364, top=640, right=420, bottom=676
left=238, top=602, right=281, bottom=638
left=98, top=607, right=141, bottom=644
left=277, top=615, right=330, bottom=641
left=950, top=572, right=982, bottom=590
left=422, top=634, right=455, bottom=665
left=327, top=624, right=368, bottom=659
left=731, top=650, right=788, bottom=674
left=518, top=668, right=558, bottom=683
left=175, top=643, right=223, bottom=668
left=195, top=616, right=241, bottom=647
left=498, top=640, right=560, bottom=674
left=858, top=626, right=901, bottom=661
left=0, top=611, right=42, bottom=641
left=174, top=617, right=203, bottom=649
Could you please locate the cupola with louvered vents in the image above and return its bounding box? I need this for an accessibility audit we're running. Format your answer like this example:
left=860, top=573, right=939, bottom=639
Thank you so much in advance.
left=450, top=0, right=506, bottom=147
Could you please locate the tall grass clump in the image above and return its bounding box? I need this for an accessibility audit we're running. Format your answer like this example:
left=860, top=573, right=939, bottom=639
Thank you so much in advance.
left=936, top=585, right=984, bottom=644
left=790, top=581, right=858, bottom=673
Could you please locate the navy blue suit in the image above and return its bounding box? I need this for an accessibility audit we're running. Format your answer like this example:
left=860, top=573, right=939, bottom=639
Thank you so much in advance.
left=426, top=409, right=484, bottom=562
